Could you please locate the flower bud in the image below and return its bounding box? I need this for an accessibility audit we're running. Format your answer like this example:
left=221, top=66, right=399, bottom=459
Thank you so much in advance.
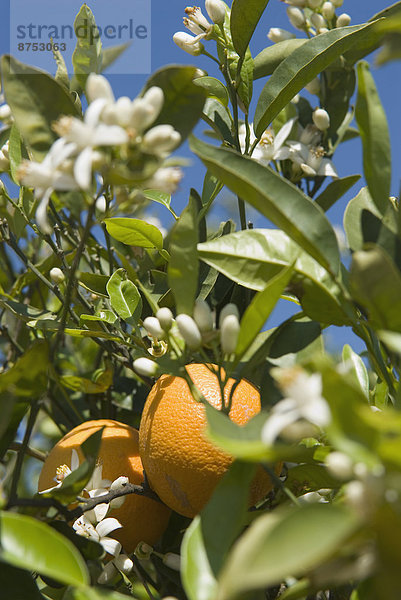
left=308, top=0, right=321, bottom=8
left=145, top=167, right=183, bottom=194
left=205, top=0, right=226, bottom=24
left=143, top=316, right=166, bottom=339
left=267, top=27, right=296, bottom=43
left=287, top=7, right=306, bottom=29
left=325, top=451, right=353, bottom=480
left=305, top=77, right=321, bottom=95
left=133, top=357, right=159, bottom=377
left=176, top=314, right=202, bottom=350
left=193, top=299, right=214, bottom=332
left=163, top=552, right=181, bottom=571
left=321, top=1, right=335, bottom=20
left=49, top=267, right=65, bottom=284
left=173, top=32, right=204, bottom=56
left=220, top=314, right=240, bottom=354
left=310, top=12, right=326, bottom=31
left=142, top=125, right=181, bottom=156
left=114, top=554, right=134, bottom=574
left=96, top=195, right=107, bottom=212
left=156, top=307, right=174, bottom=331
left=86, top=73, right=114, bottom=103
left=143, top=86, right=164, bottom=118
left=331, top=0, right=343, bottom=6
left=312, top=108, right=330, bottom=131
left=287, top=0, right=306, bottom=6
left=0, top=104, right=12, bottom=120
left=135, top=541, right=153, bottom=560
left=336, top=13, right=351, bottom=27
left=218, top=303, right=239, bottom=328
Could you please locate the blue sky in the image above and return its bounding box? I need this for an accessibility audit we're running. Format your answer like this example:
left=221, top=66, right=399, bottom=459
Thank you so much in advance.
left=1, top=0, right=399, bottom=355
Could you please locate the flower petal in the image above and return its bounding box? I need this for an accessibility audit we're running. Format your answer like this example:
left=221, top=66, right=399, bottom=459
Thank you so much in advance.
left=100, top=537, right=122, bottom=557
left=74, top=147, right=93, bottom=190
left=96, top=517, right=123, bottom=538
left=93, top=124, right=128, bottom=146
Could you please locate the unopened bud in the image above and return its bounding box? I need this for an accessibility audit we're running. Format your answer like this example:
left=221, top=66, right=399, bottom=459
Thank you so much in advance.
left=96, top=196, right=107, bottom=212
left=142, top=86, right=164, bottom=118
left=331, top=0, right=343, bottom=6
left=193, top=299, right=214, bottom=332
left=114, top=554, right=134, bottom=574
left=313, top=108, right=330, bottom=131
left=143, top=316, right=166, bottom=339
left=49, top=267, right=65, bottom=284
left=218, top=303, right=239, bottom=328
left=173, top=32, right=204, bottom=56
left=325, top=451, right=354, bottom=480
left=308, top=0, right=322, bottom=8
left=143, top=124, right=181, bottom=156
left=287, top=7, right=306, bottom=29
left=86, top=73, right=114, bottom=104
left=135, top=542, right=153, bottom=560
left=205, top=0, right=226, bottom=24
left=310, top=12, right=326, bottom=31
left=220, top=314, right=240, bottom=354
left=176, top=314, right=202, bottom=350
left=163, top=553, right=181, bottom=571
left=0, top=104, right=12, bottom=120
left=267, top=27, right=296, bottom=43
left=336, top=13, right=351, bottom=27
left=305, top=77, right=321, bottom=95
left=156, top=307, right=174, bottom=331
left=321, top=1, right=335, bottom=20
left=133, top=357, right=159, bottom=377
left=287, top=0, right=306, bottom=6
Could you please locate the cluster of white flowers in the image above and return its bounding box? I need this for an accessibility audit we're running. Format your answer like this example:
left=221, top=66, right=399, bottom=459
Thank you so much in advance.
left=173, top=0, right=227, bottom=55
left=269, top=0, right=351, bottom=42
left=40, top=449, right=133, bottom=584
left=241, top=113, right=337, bottom=179
left=133, top=301, right=241, bottom=377
left=261, top=368, right=331, bottom=445
left=16, top=74, right=183, bottom=233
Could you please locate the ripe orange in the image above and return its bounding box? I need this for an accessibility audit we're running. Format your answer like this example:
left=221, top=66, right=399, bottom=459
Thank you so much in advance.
left=139, top=363, right=278, bottom=517
left=38, top=419, right=171, bottom=553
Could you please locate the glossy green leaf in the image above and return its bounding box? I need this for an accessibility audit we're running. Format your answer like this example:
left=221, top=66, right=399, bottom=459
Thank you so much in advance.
left=1, top=55, right=79, bottom=160
left=342, top=344, right=369, bottom=398
left=80, top=309, right=118, bottom=325
left=355, top=61, right=391, bottom=214
left=201, top=461, right=257, bottom=576
left=104, top=217, right=163, bottom=250
left=343, top=187, right=380, bottom=252
left=350, top=245, right=401, bottom=334
left=0, top=511, right=89, bottom=586
left=168, top=194, right=199, bottom=315
left=143, top=189, right=178, bottom=219
left=203, top=99, right=234, bottom=144
left=8, top=123, right=23, bottom=184
left=191, top=137, right=340, bottom=276
left=143, top=66, right=207, bottom=141
left=0, top=298, right=56, bottom=323
left=323, top=67, right=356, bottom=141
left=106, top=268, right=142, bottom=324
left=198, top=229, right=347, bottom=325
left=315, top=175, right=360, bottom=212
left=52, top=45, right=70, bottom=91
left=64, top=587, right=133, bottom=600
left=230, top=0, right=270, bottom=58
left=181, top=515, right=218, bottom=600
left=0, top=340, right=48, bottom=402
left=0, top=564, right=43, bottom=600
left=61, top=372, right=112, bottom=394
left=254, top=23, right=376, bottom=137
left=78, top=272, right=109, bottom=297
left=194, top=76, right=229, bottom=106
left=236, top=265, right=294, bottom=359
left=229, top=48, right=254, bottom=110
left=72, top=4, right=102, bottom=89
left=101, top=42, right=131, bottom=72
left=253, top=39, right=305, bottom=79
left=217, top=504, right=359, bottom=599
left=376, top=31, right=401, bottom=66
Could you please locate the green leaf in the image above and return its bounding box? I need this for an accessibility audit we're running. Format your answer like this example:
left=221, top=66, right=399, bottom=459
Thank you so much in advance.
left=194, top=76, right=229, bottom=107
left=64, top=586, right=133, bottom=600
left=191, top=137, right=340, bottom=275
left=0, top=340, right=48, bottom=403
left=200, top=461, right=257, bottom=576
left=198, top=228, right=348, bottom=325
left=0, top=564, right=44, bottom=600
left=106, top=269, right=142, bottom=325
left=217, top=504, right=359, bottom=599
left=1, top=55, right=79, bottom=160
left=315, top=175, right=361, bottom=212
left=52, top=45, right=70, bottom=91
left=0, top=511, right=89, bottom=586
left=230, top=0, right=270, bottom=58
left=61, top=372, right=113, bottom=394
left=376, top=31, right=401, bottom=66
left=350, top=245, right=401, bottom=334
left=168, top=193, right=199, bottom=315
left=8, top=124, right=23, bottom=184
left=253, top=39, right=306, bottom=79
left=355, top=61, right=391, bottom=214
left=254, top=23, right=377, bottom=136
left=323, top=67, right=356, bottom=142
left=142, top=66, right=208, bottom=142
left=104, top=217, right=163, bottom=250
left=143, top=189, right=178, bottom=219
left=80, top=310, right=118, bottom=325
left=236, top=265, right=294, bottom=359
left=78, top=272, right=109, bottom=297
left=203, top=98, right=234, bottom=144
left=181, top=515, right=218, bottom=600
left=342, top=344, right=369, bottom=398
left=101, top=42, right=131, bottom=72
left=72, top=4, right=102, bottom=89
left=343, top=187, right=380, bottom=252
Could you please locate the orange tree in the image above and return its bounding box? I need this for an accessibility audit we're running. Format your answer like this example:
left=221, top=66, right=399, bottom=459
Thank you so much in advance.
left=1, top=1, right=401, bottom=599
